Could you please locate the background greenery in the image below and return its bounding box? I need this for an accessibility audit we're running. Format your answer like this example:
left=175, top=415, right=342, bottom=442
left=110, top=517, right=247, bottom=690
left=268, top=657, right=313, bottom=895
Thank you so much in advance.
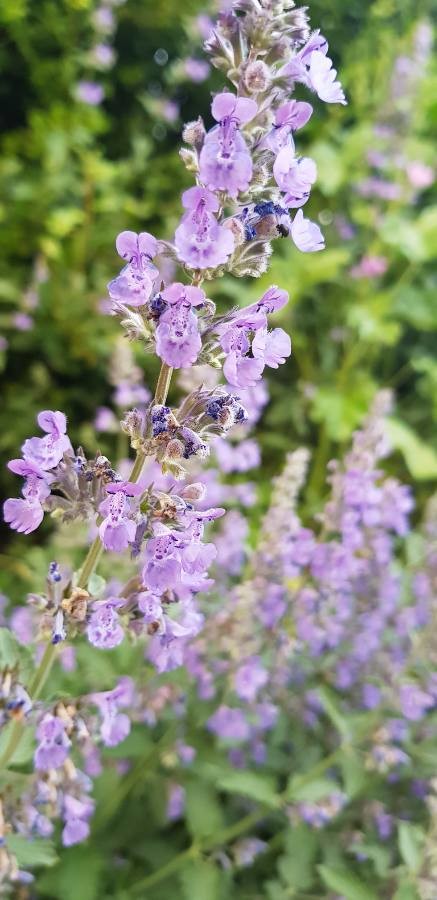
left=1, top=0, right=436, bottom=896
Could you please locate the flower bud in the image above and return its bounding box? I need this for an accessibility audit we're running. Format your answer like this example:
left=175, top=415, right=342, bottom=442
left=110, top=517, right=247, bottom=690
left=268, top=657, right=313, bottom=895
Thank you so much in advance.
left=181, top=482, right=206, bottom=502
left=165, top=439, right=184, bottom=460
left=224, top=217, right=246, bottom=247
left=243, top=60, right=271, bottom=93
left=182, top=116, right=206, bottom=148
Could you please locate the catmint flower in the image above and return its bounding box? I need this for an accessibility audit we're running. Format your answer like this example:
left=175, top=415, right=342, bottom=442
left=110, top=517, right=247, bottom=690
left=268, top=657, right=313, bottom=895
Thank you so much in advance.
left=399, top=683, right=434, bottom=721
left=184, top=58, right=210, bottom=83
left=62, top=817, right=90, bottom=847
left=308, top=52, right=347, bottom=105
left=207, top=705, right=250, bottom=742
left=281, top=32, right=346, bottom=106
left=199, top=92, right=257, bottom=199
left=234, top=657, right=268, bottom=703
left=233, top=838, right=267, bottom=867
left=252, top=327, right=291, bottom=369
left=261, top=100, right=313, bottom=152
left=108, top=231, right=159, bottom=307
left=98, top=481, right=142, bottom=552
left=34, top=715, right=71, bottom=771
left=86, top=599, right=124, bottom=650
left=273, top=150, right=317, bottom=208
left=166, top=784, right=185, bottom=821
left=155, top=283, right=205, bottom=368
left=75, top=81, right=105, bottom=106
left=174, top=186, right=234, bottom=269
left=21, top=410, right=72, bottom=471
left=290, top=209, right=325, bottom=252
left=3, top=470, right=51, bottom=534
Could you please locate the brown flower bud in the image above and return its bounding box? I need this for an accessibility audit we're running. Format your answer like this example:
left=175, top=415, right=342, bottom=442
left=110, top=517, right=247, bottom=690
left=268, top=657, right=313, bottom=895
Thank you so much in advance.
left=62, top=588, right=89, bottom=622
left=243, top=60, right=271, bottom=93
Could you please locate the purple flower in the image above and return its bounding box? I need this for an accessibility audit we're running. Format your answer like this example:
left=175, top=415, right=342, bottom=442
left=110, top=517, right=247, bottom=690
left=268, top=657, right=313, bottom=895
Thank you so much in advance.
left=199, top=92, right=257, bottom=198
left=291, top=210, right=325, bottom=252
left=155, top=283, right=204, bottom=368
left=174, top=186, right=234, bottom=269
left=99, top=481, right=142, bottom=552
left=3, top=476, right=50, bottom=534
left=75, top=81, right=105, bottom=106
left=252, top=327, right=291, bottom=368
left=234, top=656, right=268, bottom=703
left=308, top=52, right=347, bottom=105
left=280, top=33, right=346, bottom=106
left=399, top=683, right=434, bottom=721
left=34, top=715, right=71, bottom=771
left=22, top=410, right=71, bottom=471
left=166, top=784, right=185, bottom=821
left=261, top=100, right=313, bottom=152
left=62, top=818, right=90, bottom=847
left=273, top=149, right=317, bottom=208
left=184, top=58, right=210, bottom=83
left=207, top=705, right=250, bottom=742
left=87, top=600, right=124, bottom=650
left=108, top=231, right=159, bottom=307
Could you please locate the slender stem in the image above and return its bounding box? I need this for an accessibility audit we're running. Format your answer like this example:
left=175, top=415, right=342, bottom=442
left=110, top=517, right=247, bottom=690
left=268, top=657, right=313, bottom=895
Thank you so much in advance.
left=0, top=362, right=174, bottom=773
left=0, top=645, right=60, bottom=771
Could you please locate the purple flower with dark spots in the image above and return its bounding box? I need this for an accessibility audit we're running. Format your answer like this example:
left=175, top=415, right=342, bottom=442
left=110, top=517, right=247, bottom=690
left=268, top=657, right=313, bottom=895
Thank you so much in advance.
left=155, top=282, right=204, bottom=368
left=199, top=92, right=257, bottom=198
left=99, top=481, right=142, bottom=552
left=175, top=186, right=234, bottom=269
left=86, top=600, right=124, bottom=650
left=273, top=150, right=317, bottom=208
left=108, top=231, right=159, bottom=307
left=34, top=715, right=71, bottom=771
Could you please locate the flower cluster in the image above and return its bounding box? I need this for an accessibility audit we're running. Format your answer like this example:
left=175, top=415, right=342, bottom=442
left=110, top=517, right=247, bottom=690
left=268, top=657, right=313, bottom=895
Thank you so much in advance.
left=0, top=0, right=349, bottom=882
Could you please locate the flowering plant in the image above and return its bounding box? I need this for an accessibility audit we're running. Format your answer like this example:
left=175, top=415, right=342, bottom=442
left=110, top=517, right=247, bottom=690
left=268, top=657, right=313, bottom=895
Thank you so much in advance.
left=3, top=2, right=437, bottom=898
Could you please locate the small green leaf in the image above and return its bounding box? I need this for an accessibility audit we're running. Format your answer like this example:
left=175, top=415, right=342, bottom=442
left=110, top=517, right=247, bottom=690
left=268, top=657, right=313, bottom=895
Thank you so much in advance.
left=319, top=865, right=379, bottom=900
left=317, top=685, right=351, bottom=740
left=398, top=822, right=425, bottom=873
left=215, top=771, right=280, bottom=808
left=387, top=420, right=437, bottom=480
left=185, top=781, right=225, bottom=840
left=278, top=825, right=318, bottom=889
left=288, top=776, right=337, bottom=803
left=6, top=835, right=58, bottom=868
left=87, top=574, right=106, bottom=597
left=180, top=860, right=221, bottom=900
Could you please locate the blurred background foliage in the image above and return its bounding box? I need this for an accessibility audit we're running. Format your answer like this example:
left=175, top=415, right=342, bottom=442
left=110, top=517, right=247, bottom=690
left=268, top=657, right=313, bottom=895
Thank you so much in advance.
left=1, top=0, right=437, bottom=896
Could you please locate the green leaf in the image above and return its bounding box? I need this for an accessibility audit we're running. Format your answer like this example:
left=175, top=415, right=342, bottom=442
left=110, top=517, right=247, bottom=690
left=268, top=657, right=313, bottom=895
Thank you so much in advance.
left=6, top=835, right=58, bottom=868
left=398, top=822, right=425, bottom=873
left=180, top=861, right=221, bottom=900
left=393, top=885, right=420, bottom=900
left=288, top=776, right=338, bottom=803
left=278, top=825, right=318, bottom=890
left=0, top=721, right=35, bottom=767
left=214, top=770, right=280, bottom=808
left=0, top=627, right=33, bottom=680
left=87, top=574, right=106, bottom=597
left=317, top=686, right=351, bottom=740
left=387, top=419, right=437, bottom=480
left=340, top=751, right=367, bottom=798
left=185, top=781, right=225, bottom=840
left=38, top=846, right=104, bottom=900
left=318, top=865, right=379, bottom=900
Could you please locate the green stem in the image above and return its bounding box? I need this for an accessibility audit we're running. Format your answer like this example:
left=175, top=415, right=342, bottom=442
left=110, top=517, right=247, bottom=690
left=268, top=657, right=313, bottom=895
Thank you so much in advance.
left=0, top=362, right=174, bottom=774
left=0, top=644, right=60, bottom=771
